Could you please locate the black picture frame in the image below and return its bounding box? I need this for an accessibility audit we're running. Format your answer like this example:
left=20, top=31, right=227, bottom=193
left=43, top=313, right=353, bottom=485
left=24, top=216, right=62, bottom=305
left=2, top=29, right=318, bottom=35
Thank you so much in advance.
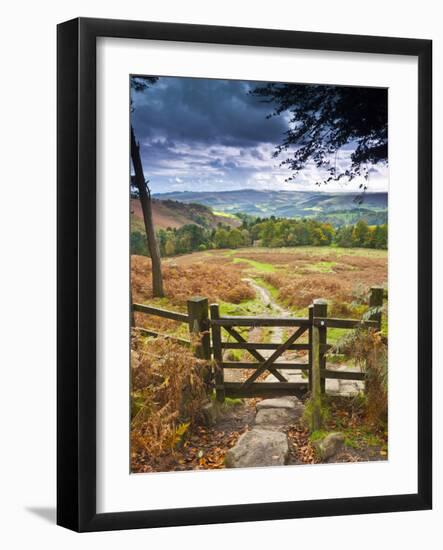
left=57, top=17, right=432, bottom=532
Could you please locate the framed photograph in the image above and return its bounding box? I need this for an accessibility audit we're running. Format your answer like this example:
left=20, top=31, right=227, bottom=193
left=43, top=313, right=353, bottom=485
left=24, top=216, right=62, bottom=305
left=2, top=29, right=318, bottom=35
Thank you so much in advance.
left=57, top=17, right=432, bottom=532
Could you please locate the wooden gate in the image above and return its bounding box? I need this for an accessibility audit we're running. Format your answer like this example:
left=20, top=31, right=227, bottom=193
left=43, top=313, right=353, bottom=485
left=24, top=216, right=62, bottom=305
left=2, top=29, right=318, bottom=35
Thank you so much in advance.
left=209, top=304, right=312, bottom=400
left=132, top=288, right=384, bottom=403
left=209, top=288, right=383, bottom=402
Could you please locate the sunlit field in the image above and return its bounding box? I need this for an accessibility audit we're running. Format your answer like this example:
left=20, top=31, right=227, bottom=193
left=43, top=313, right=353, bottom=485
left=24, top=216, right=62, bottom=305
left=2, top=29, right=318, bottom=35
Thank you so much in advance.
left=132, top=246, right=387, bottom=338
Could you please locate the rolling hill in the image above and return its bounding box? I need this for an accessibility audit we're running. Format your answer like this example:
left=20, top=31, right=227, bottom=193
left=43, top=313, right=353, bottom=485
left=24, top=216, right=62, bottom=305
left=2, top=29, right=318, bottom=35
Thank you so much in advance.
left=152, top=189, right=388, bottom=225
left=131, top=198, right=240, bottom=232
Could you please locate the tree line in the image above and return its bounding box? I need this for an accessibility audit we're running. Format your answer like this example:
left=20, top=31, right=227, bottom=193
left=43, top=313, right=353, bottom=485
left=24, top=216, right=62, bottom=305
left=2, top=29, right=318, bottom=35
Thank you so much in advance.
left=131, top=217, right=387, bottom=258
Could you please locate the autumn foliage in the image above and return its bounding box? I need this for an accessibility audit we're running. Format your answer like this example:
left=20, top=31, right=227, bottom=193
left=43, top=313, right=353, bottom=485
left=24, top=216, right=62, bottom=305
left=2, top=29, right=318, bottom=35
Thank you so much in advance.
left=334, top=327, right=388, bottom=426
left=131, top=334, right=209, bottom=470
left=132, top=254, right=254, bottom=306
left=253, top=251, right=387, bottom=310
left=132, top=254, right=255, bottom=333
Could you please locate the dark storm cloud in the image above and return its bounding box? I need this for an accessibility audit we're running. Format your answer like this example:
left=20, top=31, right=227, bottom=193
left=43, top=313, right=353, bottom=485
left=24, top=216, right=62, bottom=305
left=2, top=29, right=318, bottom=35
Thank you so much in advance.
left=130, top=76, right=388, bottom=193
left=131, top=77, right=287, bottom=148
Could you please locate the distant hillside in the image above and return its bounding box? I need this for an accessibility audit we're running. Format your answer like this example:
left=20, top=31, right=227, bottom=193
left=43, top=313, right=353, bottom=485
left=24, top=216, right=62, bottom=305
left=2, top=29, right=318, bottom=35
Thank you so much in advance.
left=131, top=198, right=240, bottom=232
left=314, top=208, right=387, bottom=226
left=153, top=189, right=388, bottom=225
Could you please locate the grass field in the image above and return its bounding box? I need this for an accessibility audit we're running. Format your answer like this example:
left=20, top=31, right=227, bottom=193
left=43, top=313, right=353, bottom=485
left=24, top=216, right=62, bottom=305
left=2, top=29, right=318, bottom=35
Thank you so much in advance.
left=132, top=245, right=387, bottom=343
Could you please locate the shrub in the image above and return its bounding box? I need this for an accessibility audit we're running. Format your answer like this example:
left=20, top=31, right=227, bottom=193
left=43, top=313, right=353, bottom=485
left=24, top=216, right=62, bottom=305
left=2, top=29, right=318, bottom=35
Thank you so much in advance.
left=131, top=334, right=209, bottom=461
left=328, top=300, right=353, bottom=317
left=334, top=327, right=388, bottom=426
left=130, top=231, right=149, bottom=256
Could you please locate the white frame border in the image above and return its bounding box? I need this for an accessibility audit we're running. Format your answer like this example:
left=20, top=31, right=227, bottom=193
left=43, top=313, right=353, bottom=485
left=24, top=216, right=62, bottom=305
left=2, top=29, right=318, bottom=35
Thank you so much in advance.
left=96, top=37, right=418, bottom=514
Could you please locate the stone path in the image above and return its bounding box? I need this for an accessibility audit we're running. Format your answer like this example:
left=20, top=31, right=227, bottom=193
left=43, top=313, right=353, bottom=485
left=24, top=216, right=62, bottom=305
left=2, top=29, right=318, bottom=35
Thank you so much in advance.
left=265, top=366, right=364, bottom=397
left=222, top=280, right=366, bottom=468
left=225, top=395, right=304, bottom=468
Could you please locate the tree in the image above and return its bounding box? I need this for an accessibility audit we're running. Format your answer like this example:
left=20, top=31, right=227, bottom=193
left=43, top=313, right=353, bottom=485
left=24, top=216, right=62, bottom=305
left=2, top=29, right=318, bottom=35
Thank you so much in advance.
left=130, top=231, right=149, bottom=256
left=227, top=228, right=244, bottom=249
left=335, top=225, right=354, bottom=248
left=352, top=220, right=370, bottom=247
left=164, top=235, right=176, bottom=256
left=321, top=223, right=335, bottom=245
left=374, top=224, right=388, bottom=249
left=241, top=229, right=251, bottom=246
left=312, top=227, right=328, bottom=246
left=260, top=220, right=276, bottom=246
left=294, top=222, right=310, bottom=246
left=131, top=127, right=164, bottom=297
left=251, top=83, right=387, bottom=189
left=214, top=228, right=230, bottom=249
left=130, top=76, right=164, bottom=297
left=365, top=227, right=377, bottom=249
left=182, top=224, right=207, bottom=250
left=250, top=222, right=265, bottom=243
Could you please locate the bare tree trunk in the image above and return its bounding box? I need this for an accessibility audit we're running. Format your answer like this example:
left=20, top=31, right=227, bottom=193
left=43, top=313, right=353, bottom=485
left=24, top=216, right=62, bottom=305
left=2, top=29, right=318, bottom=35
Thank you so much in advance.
left=130, top=126, right=164, bottom=297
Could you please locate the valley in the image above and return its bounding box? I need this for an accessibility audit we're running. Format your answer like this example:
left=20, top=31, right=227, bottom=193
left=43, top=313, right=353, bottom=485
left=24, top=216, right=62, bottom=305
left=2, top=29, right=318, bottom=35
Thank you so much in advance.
left=152, top=188, right=388, bottom=225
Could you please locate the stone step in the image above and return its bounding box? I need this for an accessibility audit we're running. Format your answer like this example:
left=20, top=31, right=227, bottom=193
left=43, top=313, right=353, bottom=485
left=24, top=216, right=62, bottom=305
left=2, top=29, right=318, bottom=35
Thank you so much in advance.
left=225, top=396, right=306, bottom=468
left=254, top=405, right=303, bottom=431
left=224, top=428, right=288, bottom=468
left=256, top=395, right=303, bottom=411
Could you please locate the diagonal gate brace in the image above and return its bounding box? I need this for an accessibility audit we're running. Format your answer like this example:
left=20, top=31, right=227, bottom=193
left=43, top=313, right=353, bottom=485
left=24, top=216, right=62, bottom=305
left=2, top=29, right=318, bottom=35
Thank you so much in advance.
left=224, top=326, right=287, bottom=383
left=242, top=326, right=308, bottom=388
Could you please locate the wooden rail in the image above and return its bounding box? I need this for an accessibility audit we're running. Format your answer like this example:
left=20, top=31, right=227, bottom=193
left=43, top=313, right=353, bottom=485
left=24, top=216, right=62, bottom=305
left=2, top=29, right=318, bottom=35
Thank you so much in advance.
left=133, top=303, right=189, bottom=323
left=132, top=297, right=211, bottom=359
left=221, top=342, right=311, bottom=351
left=133, top=327, right=191, bottom=347
left=211, top=317, right=310, bottom=327
left=223, top=381, right=309, bottom=398
left=222, top=362, right=311, bottom=370
left=313, top=317, right=379, bottom=329
left=320, top=369, right=366, bottom=381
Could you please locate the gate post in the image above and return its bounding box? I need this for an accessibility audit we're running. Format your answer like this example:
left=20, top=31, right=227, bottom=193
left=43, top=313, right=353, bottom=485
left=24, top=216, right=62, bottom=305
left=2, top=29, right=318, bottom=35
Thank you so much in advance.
left=210, top=303, right=225, bottom=403
left=314, top=299, right=328, bottom=394
left=130, top=289, right=135, bottom=328
left=369, top=287, right=384, bottom=330
left=308, top=305, right=314, bottom=391
left=187, top=296, right=210, bottom=359
left=311, top=299, right=327, bottom=430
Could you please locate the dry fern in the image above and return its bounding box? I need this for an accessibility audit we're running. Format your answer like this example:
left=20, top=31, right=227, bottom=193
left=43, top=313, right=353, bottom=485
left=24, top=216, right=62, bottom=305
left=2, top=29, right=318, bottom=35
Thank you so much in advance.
left=131, top=334, right=209, bottom=461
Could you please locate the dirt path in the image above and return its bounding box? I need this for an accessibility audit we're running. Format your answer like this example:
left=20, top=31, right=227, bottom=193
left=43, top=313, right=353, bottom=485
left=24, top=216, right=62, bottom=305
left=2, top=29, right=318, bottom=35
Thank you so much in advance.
left=244, top=277, right=286, bottom=315
left=242, top=278, right=364, bottom=396
left=243, top=278, right=290, bottom=352
left=223, top=278, right=293, bottom=384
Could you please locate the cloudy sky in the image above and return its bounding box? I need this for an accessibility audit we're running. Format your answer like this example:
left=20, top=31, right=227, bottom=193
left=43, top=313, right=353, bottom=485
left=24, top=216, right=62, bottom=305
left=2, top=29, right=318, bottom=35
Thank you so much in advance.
left=131, top=76, right=388, bottom=194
